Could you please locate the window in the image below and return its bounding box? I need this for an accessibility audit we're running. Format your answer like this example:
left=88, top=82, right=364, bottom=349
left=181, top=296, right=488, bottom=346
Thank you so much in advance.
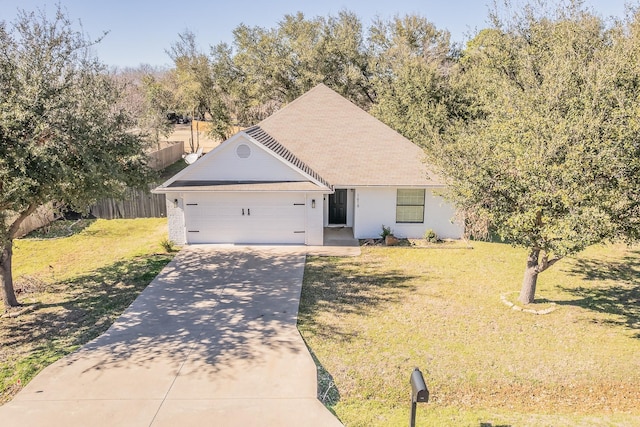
left=396, top=189, right=425, bottom=223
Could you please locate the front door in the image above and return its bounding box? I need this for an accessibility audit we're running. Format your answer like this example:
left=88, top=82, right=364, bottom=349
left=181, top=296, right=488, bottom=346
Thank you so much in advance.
left=329, top=189, right=347, bottom=224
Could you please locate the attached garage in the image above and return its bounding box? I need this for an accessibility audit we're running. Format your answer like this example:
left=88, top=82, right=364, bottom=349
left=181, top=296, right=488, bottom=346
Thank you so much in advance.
left=182, top=192, right=307, bottom=244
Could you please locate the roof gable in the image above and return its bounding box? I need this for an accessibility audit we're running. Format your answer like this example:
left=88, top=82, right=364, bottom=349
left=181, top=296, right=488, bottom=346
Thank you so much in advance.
left=155, top=132, right=329, bottom=192
left=256, top=84, right=443, bottom=187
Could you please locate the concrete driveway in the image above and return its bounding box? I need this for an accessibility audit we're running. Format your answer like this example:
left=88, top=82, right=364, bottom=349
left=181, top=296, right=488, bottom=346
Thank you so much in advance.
left=0, top=246, right=343, bottom=426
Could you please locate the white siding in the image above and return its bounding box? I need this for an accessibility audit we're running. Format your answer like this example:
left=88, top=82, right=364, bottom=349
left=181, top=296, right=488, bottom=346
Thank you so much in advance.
left=305, top=194, right=324, bottom=245
left=353, top=187, right=462, bottom=239
left=178, top=135, right=308, bottom=182
left=166, top=185, right=461, bottom=245
left=424, top=190, right=462, bottom=239
left=346, top=189, right=355, bottom=227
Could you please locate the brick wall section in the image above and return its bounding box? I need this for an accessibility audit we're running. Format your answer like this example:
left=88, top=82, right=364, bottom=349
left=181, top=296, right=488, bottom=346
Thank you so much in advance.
left=166, top=195, right=186, bottom=244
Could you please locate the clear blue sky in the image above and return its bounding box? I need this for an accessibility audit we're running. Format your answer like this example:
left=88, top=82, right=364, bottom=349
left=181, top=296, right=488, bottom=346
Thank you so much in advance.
left=1, top=0, right=633, bottom=68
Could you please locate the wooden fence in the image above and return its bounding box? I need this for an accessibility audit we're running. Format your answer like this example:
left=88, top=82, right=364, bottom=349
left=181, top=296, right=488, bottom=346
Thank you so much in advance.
left=89, top=187, right=166, bottom=220
left=89, top=142, right=184, bottom=219
left=148, top=140, right=184, bottom=170
left=10, top=203, right=57, bottom=238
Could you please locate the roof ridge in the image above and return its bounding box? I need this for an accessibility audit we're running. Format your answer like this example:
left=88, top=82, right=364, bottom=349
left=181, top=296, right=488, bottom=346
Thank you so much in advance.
left=245, top=125, right=332, bottom=189
left=257, top=83, right=330, bottom=126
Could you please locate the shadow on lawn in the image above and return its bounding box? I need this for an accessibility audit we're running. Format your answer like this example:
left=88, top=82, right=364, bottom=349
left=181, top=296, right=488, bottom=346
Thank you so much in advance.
left=4, top=254, right=174, bottom=351
left=558, top=250, right=640, bottom=338
left=298, top=256, right=418, bottom=340
left=304, top=337, right=342, bottom=416
left=22, top=218, right=96, bottom=239
left=296, top=255, right=417, bottom=414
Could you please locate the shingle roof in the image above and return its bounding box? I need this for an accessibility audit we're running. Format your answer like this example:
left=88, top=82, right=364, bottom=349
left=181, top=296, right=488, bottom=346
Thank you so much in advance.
left=153, top=84, right=444, bottom=195
left=244, top=126, right=332, bottom=189
left=256, top=84, right=443, bottom=187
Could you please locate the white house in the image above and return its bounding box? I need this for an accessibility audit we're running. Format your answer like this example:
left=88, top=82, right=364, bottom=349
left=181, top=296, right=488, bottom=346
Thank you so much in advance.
left=153, top=84, right=462, bottom=245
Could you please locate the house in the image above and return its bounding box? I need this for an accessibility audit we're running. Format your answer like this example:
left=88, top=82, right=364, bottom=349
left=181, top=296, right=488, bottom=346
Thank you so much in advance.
left=153, top=84, right=462, bottom=245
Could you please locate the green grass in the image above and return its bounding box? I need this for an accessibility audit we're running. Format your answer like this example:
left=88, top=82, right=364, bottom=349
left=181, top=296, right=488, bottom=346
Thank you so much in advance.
left=1, top=218, right=175, bottom=403
left=13, top=218, right=170, bottom=282
left=158, top=159, right=189, bottom=181
left=298, top=242, right=640, bottom=426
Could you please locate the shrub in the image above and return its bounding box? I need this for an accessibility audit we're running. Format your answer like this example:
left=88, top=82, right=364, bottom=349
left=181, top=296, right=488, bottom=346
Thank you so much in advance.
left=424, top=229, right=439, bottom=243
left=380, top=225, right=393, bottom=239
left=160, top=237, right=176, bottom=253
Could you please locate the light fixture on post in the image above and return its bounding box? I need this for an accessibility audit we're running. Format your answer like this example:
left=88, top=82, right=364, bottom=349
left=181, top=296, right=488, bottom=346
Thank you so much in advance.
left=173, top=199, right=178, bottom=208
left=312, top=199, right=316, bottom=208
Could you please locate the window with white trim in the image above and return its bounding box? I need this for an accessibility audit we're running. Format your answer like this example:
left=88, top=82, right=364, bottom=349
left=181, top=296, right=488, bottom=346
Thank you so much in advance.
left=396, top=189, right=425, bottom=223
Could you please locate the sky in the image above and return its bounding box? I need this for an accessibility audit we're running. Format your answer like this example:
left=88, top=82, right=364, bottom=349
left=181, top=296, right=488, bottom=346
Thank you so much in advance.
left=1, top=0, right=633, bottom=68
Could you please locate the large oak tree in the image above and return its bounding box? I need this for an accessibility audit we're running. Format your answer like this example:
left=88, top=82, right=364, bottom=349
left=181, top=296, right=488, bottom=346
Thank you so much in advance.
left=0, top=8, right=153, bottom=308
left=433, top=1, right=640, bottom=304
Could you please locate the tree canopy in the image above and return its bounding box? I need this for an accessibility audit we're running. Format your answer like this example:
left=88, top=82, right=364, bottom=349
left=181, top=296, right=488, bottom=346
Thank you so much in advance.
left=0, top=8, right=153, bottom=307
left=184, top=12, right=456, bottom=140
left=431, top=1, right=640, bottom=303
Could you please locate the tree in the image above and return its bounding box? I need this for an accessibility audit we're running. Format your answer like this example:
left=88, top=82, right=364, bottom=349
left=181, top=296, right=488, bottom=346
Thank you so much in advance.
left=140, top=73, right=175, bottom=149
left=315, top=11, right=374, bottom=106
left=432, top=1, right=640, bottom=304
left=368, top=15, right=461, bottom=147
left=207, top=11, right=374, bottom=131
left=203, top=12, right=457, bottom=136
left=111, top=64, right=174, bottom=147
left=0, top=8, right=153, bottom=308
left=167, top=30, right=215, bottom=152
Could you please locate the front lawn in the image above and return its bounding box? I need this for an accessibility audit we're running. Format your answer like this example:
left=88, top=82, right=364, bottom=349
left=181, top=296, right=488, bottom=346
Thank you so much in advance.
left=298, top=242, right=640, bottom=426
left=0, top=218, right=175, bottom=404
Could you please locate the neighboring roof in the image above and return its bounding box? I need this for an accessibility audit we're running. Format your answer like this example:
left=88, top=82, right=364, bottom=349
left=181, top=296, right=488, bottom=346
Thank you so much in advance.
left=165, top=180, right=326, bottom=192
left=257, top=84, right=443, bottom=187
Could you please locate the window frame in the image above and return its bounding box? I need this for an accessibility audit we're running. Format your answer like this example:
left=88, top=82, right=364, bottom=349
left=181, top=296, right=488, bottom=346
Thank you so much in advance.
left=396, top=189, right=425, bottom=224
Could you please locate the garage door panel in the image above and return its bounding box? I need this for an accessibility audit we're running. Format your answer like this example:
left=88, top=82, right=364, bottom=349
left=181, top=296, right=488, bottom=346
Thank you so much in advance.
left=184, top=193, right=307, bottom=244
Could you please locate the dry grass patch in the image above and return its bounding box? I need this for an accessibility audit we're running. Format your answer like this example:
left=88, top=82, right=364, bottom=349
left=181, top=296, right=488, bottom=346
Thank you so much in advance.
left=298, top=242, right=640, bottom=426
left=166, top=123, right=221, bottom=153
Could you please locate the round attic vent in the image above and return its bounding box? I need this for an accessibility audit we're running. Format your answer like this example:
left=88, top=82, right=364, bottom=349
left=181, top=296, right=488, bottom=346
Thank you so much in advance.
left=236, top=144, right=251, bottom=159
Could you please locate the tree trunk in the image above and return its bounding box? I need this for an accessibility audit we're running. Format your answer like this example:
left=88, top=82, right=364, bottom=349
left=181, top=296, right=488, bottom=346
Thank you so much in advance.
left=196, top=120, right=200, bottom=151
left=189, top=109, right=195, bottom=153
left=0, top=241, right=19, bottom=308
left=519, top=249, right=539, bottom=305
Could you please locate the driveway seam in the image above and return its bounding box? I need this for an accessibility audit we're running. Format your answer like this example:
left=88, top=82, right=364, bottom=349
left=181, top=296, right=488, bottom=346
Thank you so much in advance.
left=148, top=253, right=245, bottom=426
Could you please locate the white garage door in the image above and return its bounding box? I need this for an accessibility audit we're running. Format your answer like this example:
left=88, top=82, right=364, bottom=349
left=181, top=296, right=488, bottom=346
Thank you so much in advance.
left=183, top=192, right=307, bottom=244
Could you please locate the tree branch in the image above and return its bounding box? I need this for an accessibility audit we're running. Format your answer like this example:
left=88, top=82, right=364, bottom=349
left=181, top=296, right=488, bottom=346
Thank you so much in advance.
left=7, top=203, right=38, bottom=239
left=537, top=252, right=563, bottom=273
